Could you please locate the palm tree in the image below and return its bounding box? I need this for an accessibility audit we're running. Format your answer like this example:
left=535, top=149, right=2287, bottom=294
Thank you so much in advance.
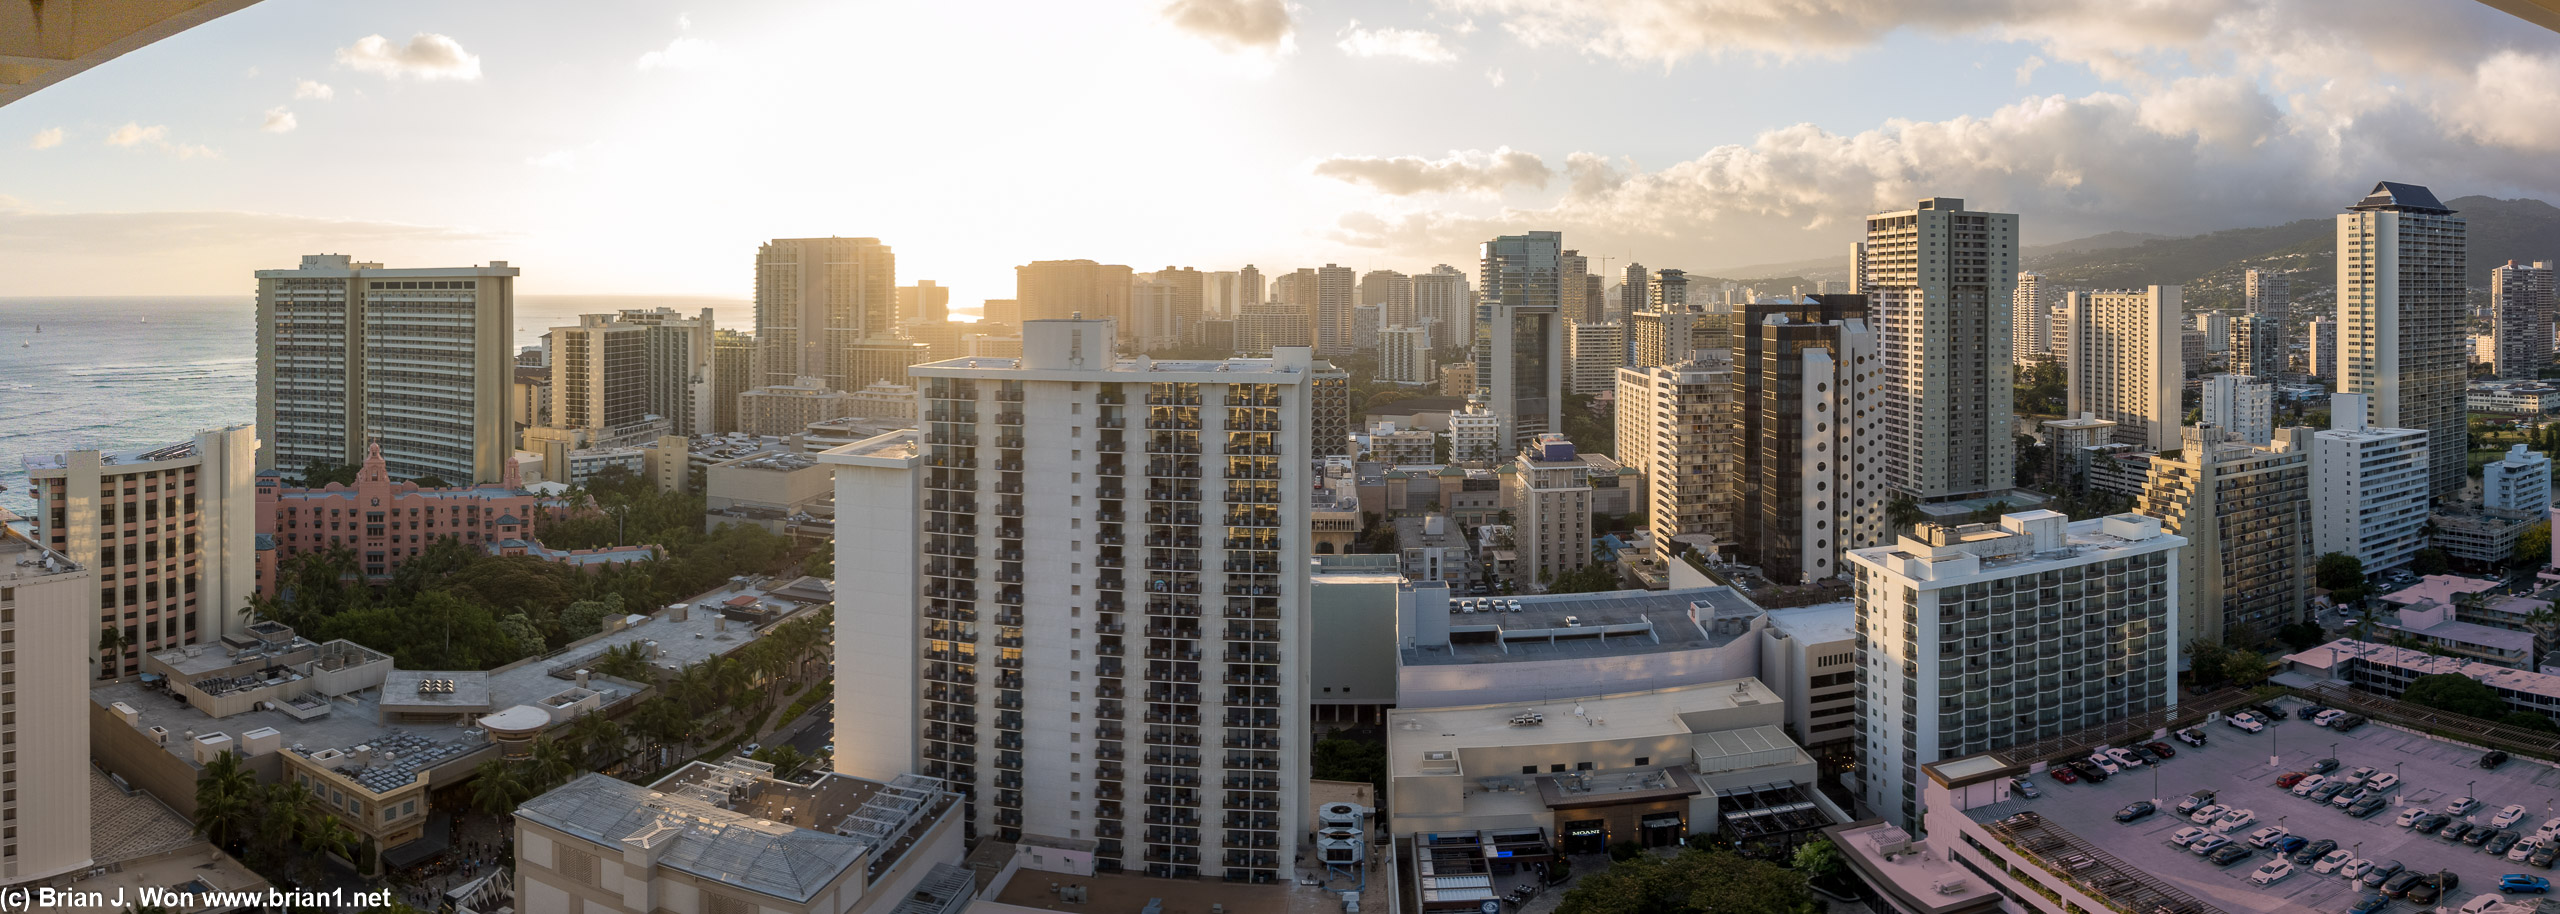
left=563, top=711, right=628, bottom=770
left=191, top=751, right=256, bottom=848
left=251, top=781, right=315, bottom=873
left=298, top=806, right=360, bottom=885
left=524, top=737, right=577, bottom=794
left=468, top=758, right=530, bottom=819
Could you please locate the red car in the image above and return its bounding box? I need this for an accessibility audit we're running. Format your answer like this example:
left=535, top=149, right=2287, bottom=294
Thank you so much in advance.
left=2145, top=741, right=2177, bottom=759
left=2052, top=765, right=2081, bottom=784
left=2276, top=771, right=2308, bottom=788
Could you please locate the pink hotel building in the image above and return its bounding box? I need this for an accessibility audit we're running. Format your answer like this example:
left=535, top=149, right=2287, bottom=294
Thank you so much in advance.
left=257, top=442, right=580, bottom=592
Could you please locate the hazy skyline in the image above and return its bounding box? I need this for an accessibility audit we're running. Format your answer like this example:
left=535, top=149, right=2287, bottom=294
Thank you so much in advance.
left=4, top=0, right=2558, bottom=306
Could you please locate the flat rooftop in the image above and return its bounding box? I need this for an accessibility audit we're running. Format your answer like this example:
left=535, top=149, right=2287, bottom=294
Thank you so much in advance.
left=1400, top=586, right=1754, bottom=666
left=1387, top=678, right=1782, bottom=778
left=2285, top=639, right=2560, bottom=700
left=1827, top=819, right=2003, bottom=913
left=1964, top=694, right=2560, bottom=914
left=95, top=579, right=797, bottom=766
left=2383, top=575, right=2502, bottom=607
left=1763, top=602, right=1855, bottom=644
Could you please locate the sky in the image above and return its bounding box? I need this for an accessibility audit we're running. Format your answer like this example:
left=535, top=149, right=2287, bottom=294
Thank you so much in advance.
left=4, top=0, right=2560, bottom=310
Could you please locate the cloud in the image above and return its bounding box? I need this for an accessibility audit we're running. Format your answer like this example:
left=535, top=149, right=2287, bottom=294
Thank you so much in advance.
left=0, top=198, right=504, bottom=294
left=526, top=150, right=577, bottom=170
left=1485, top=68, right=1506, bottom=87
left=637, top=36, right=718, bottom=71
left=1312, top=147, right=1551, bottom=195
left=336, top=33, right=483, bottom=81
left=294, top=80, right=335, bottom=100
left=677, top=13, right=693, bottom=30
left=103, top=122, right=218, bottom=159
left=2015, top=55, right=2044, bottom=85
left=1337, top=21, right=1457, bottom=63
left=1162, top=0, right=1294, bottom=53
left=28, top=128, right=63, bottom=150
left=262, top=107, right=298, bottom=133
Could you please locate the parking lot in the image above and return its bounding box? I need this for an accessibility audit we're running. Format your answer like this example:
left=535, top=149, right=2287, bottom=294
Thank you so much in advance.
left=2012, top=695, right=2560, bottom=913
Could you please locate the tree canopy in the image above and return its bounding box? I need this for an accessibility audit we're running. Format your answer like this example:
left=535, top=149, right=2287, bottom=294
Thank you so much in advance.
left=2316, top=552, right=2365, bottom=591
left=2402, top=672, right=2506, bottom=719
left=1554, top=847, right=1819, bottom=914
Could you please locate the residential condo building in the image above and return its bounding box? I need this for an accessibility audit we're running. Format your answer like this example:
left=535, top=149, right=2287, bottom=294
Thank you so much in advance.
left=1615, top=359, right=1739, bottom=560
left=2137, top=424, right=2311, bottom=645
left=2061, top=286, right=2181, bottom=450
left=2337, top=182, right=2467, bottom=500
left=1476, top=232, right=1567, bottom=449
left=2492, top=259, right=2556, bottom=379
left=1565, top=320, right=1625, bottom=396
left=2198, top=373, right=2273, bottom=447
left=0, top=524, right=96, bottom=882
left=24, top=425, right=261, bottom=678
left=2011, top=271, right=2050, bottom=362
left=1736, top=295, right=1886, bottom=584
left=1863, top=198, right=2018, bottom=501
left=756, top=237, right=898, bottom=391
left=2309, top=393, right=2429, bottom=575
left=1506, top=435, right=1595, bottom=589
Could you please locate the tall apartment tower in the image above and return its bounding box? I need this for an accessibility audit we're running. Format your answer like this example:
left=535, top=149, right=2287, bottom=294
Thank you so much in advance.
left=1476, top=232, right=1566, bottom=449
left=2309, top=393, right=2430, bottom=575
left=1237, top=265, right=1264, bottom=309
left=755, top=237, right=897, bottom=390
left=1414, top=264, right=1473, bottom=348
left=1615, top=358, right=1738, bottom=560
left=2061, top=286, right=2182, bottom=450
left=2337, top=182, right=2467, bottom=500
left=255, top=254, right=519, bottom=484
left=607, top=307, right=718, bottom=438
left=2245, top=269, right=2290, bottom=375
left=1564, top=321, right=1625, bottom=395
left=711, top=329, right=755, bottom=435
left=982, top=299, right=1022, bottom=327
left=1507, top=434, right=1595, bottom=588
left=1559, top=249, right=1597, bottom=322
left=823, top=320, right=1312, bottom=882
left=1736, top=295, right=1885, bottom=584
left=2136, top=425, right=2311, bottom=646
left=1154, top=266, right=1207, bottom=343
left=2012, top=271, right=2050, bottom=362
left=1849, top=511, right=2183, bottom=829
left=0, top=525, right=97, bottom=882
left=1311, top=361, right=1352, bottom=459
left=2199, top=373, right=2274, bottom=446
left=2246, top=269, right=2290, bottom=321
left=1361, top=270, right=1416, bottom=328
left=1313, top=264, right=1357, bottom=356
left=2491, top=260, right=2556, bottom=379
left=1380, top=327, right=1434, bottom=384
left=1131, top=277, right=1181, bottom=349
left=26, top=424, right=260, bottom=678
left=899, top=280, right=953, bottom=327
left=1864, top=198, right=2019, bottom=501
left=548, top=314, right=656, bottom=442
left=1622, top=263, right=1649, bottom=324
left=1204, top=271, right=1242, bottom=320
left=2228, top=315, right=2267, bottom=377
left=1015, top=259, right=1135, bottom=327
left=2309, top=318, right=2337, bottom=381
left=1847, top=241, right=1868, bottom=294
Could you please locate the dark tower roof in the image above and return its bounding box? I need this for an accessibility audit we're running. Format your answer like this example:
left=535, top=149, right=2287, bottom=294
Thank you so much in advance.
left=2350, top=181, right=2454, bottom=214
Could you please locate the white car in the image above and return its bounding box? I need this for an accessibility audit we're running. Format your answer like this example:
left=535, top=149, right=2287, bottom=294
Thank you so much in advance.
left=2450, top=796, right=2483, bottom=816
left=2191, top=803, right=2233, bottom=825
left=2107, top=747, right=2143, bottom=768
left=2397, top=807, right=2433, bottom=827
left=2246, top=825, right=2290, bottom=848
left=2463, top=894, right=2510, bottom=914
left=2340, top=858, right=2376, bottom=881
left=2314, top=709, right=2348, bottom=727
left=2512, top=836, right=2543, bottom=862
left=2251, top=859, right=2296, bottom=885
left=2087, top=754, right=2121, bottom=774
left=2292, top=774, right=2330, bottom=797
left=2366, top=772, right=2401, bottom=792
left=2494, top=804, right=2530, bottom=828
left=2170, top=825, right=2211, bottom=847
left=2537, top=817, right=2560, bottom=841
left=2228, top=713, right=2266, bottom=733
left=2213, top=808, right=2259, bottom=834
left=2313, top=849, right=2355, bottom=874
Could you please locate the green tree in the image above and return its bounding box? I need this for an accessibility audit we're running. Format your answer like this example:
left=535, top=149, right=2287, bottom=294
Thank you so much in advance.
left=2276, top=621, right=2327, bottom=652
left=1791, top=837, right=1845, bottom=884
left=2517, top=522, right=2552, bottom=569
left=2503, top=710, right=2560, bottom=733
left=1885, top=492, right=1924, bottom=533
left=1555, top=847, right=1819, bottom=914
left=2404, top=673, right=2507, bottom=718
left=408, top=474, right=452, bottom=489
left=299, top=458, right=361, bottom=487
left=752, top=744, right=815, bottom=779
left=1311, top=736, right=1387, bottom=793
left=559, top=593, right=627, bottom=642
left=2186, top=639, right=2233, bottom=686
left=468, top=758, right=532, bottom=818
left=2316, top=552, right=2366, bottom=592
left=2414, top=548, right=2452, bottom=576
left=191, top=751, right=256, bottom=850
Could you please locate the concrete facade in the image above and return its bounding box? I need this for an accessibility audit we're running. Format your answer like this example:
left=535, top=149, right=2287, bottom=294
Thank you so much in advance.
left=23, top=424, right=260, bottom=677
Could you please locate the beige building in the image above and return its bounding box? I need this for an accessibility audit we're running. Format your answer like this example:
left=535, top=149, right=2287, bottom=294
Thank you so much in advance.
left=2338, top=182, right=2468, bottom=499
left=705, top=448, right=834, bottom=537
left=1380, top=326, right=1434, bottom=385
left=1015, top=259, right=1134, bottom=327
left=1234, top=301, right=1310, bottom=355
left=2011, top=270, right=2050, bottom=362
left=712, top=328, right=755, bottom=435
left=738, top=378, right=861, bottom=437
left=513, top=763, right=965, bottom=914
left=255, top=254, right=520, bottom=484
left=1565, top=320, right=1625, bottom=396
left=609, top=306, right=719, bottom=438
left=2137, top=424, right=2311, bottom=646
left=1862, top=198, right=2019, bottom=501
left=548, top=313, right=660, bottom=444
left=1441, top=363, right=1474, bottom=398
left=1617, top=359, right=1738, bottom=560
left=1448, top=402, right=1502, bottom=464
left=1505, top=435, right=1595, bottom=589
left=1314, top=264, right=1357, bottom=356
left=2061, top=286, right=2181, bottom=449
left=756, top=237, right=898, bottom=391
left=1312, top=360, right=1351, bottom=459
left=23, top=424, right=261, bottom=676
left=0, top=524, right=97, bottom=882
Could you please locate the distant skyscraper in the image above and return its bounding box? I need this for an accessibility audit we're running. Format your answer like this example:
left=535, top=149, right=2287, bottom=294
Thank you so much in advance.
left=1865, top=198, right=2018, bottom=500
left=1616, top=359, right=1737, bottom=558
left=1130, top=276, right=1180, bottom=348
left=1238, top=264, right=1265, bottom=307
left=1736, top=295, right=1885, bottom=584
left=755, top=237, right=897, bottom=391
left=255, top=253, right=519, bottom=483
left=1564, top=320, right=1624, bottom=395
left=1351, top=303, right=1382, bottom=352
left=2229, top=315, right=2271, bottom=377
left=897, top=280, right=951, bottom=327
left=1154, top=266, right=1205, bottom=342
left=1362, top=269, right=1416, bottom=328
left=712, top=328, right=754, bottom=434
left=1015, top=259, right=1134, bottom=327
left=1381, top=326, right=1434, bottom=384
left=1476, top=232, right=1566, bottom=448
left=1559, top=249, right=1594, bottom=322
left=2061, top=286, right=2181, bottom=450
left=1622, top=263, right=1649, bottom=324
left=981, top=298, right=1021, bottom=327
left=1314, top=264, right=1357, bottom=356
left=2337, top=181, right=2467, bottom=500
left=549, top=314, right=657, bottom=441
left=2491, top=260, right=2556, bottom=379
left=1204, top=270, right=1241, bottom=320
left=2309, top=317, right=2337, bottom=381
left=1414, top=264, right=1472, bottom=347
left=2012, top=271, right=2050, bottom=361
left=2199, top=373, right=2274, bottom=446
left=2138, top=424, right=2310, bottom=646
left=2246, top=269, right=2289, bottom=321
left=1848, top=241, right=1867, bottom=294
left=611, top=307, right=717, bottom=438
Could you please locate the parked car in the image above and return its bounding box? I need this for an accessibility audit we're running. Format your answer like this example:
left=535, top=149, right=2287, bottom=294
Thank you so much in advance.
left=2314, top=782, right=2354, bottom=803
left=2535, top=843, right=2560, bottom=870
left=2315, top=709, right=2349, bottom=727
left=2333, top=714, right=2369, bottom=732
left=2316, top=849, right=2357, bottom=875
left=2214, top=809, right=2259, bottom=833
left=2444, top=822, right=2479, bottom=843
left=2192, top=803, right=2233, bottom=825
left=2191, top=834, right=2234, bottom=855
left=2209, top=844, right=2256, bottom=866
left=2145, top=740, right=2177, bottom=759
left=2170, top=825, right=2211, bottom=846
left=2344, top=766, right=2378, bottom=786
left=2311, top=757, right=2342, bottom=774
left=2247, top=825, right=2291, bottom=848
left=2367, top=772, right=2402, bottom=792
left=2351, top=796, right=2391, bottom=818
left=2512, top=837, right=2543, bottom=862
left=2116, top=801, right=2156, bottom=823
left=2075, top=761, right=2111, bottom=783
left=2451, top=796, right=2485, bottom=816
left=2298, top=705, right=2329, bottom=720
left=2383, top=870, right=2428, bottom=898
left=2284, top=772, right=2318, bottom=792
left=2228, top=713, right=2267, bottom=733
left=2087, top=752, right=2121, bottom=774
left=2177, top=726, right=2208, bottom=746
left=2416, top=814, right=2453, bottom=833
left=2107, top=747, right=2144, bottom=769
left=2484, top=750, right=2513, bottom=769
left=2052, top=765, right=2081, bottom=784
left=2335, top=788, right=2376, bottom=810
left=2537, top=817, right=2560, bottom=841
left=2347, top=891, right=2390, bottom=914
left=2252, top=859, right=2297, bottom=885
left=2011, top=776, right=2041, bottom=799
left=2468, top=826, right=2500, bottom=847
left=2400, top=807, right=2434, bottom=827
left=2496, top=805, right=2531, bottom=829
left=2294, top=839, right=2341, bottom=866
left=2489, top=830, right=2524, bottom=855
left=2364, top=860, right=2408, bottom=888
left=2410, top=873, right=2462, bottom=905
left=2177, top=791, right=2217, bottom=815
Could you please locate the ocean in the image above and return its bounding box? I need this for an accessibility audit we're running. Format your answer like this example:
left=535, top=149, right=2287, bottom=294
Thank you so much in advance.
left=0, top=294, right=748, bottom=522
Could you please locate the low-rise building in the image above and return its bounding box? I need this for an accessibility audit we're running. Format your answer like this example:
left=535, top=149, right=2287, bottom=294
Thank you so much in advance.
left=2433, top=507, right=2544, bottom=566
left=2468, top=381, right=2560, bottom=417
left=255, top=442, right=580, bottom=593
left=2284, top=638, right=2560, bottom=718
left=1448, top=402, right=1502, bottom=464
left=513, top=762, right=964, bottom=914
left=704, top=448, right=835, bottom=540
left=2365, top=602, right=2537, bottom=668
left=1506, top=435, right=1594, bottom=589
left=738, top=377, right=865, bottom=437
left=1362, top=421, right=1438, bottom=467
